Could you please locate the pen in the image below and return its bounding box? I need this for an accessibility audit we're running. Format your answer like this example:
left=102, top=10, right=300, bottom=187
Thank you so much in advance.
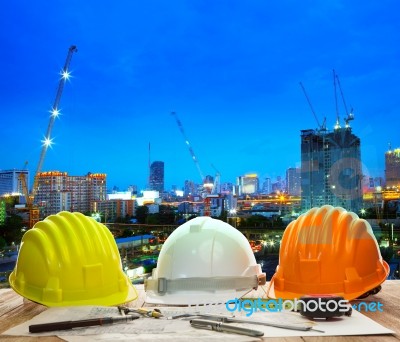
left=29, top=314, right=140, bottom=333
left=221, top=316, right=324, bottom=333
left=190, top=319, right=264, bottom=337
left=197, top=313, right=325, bottom=333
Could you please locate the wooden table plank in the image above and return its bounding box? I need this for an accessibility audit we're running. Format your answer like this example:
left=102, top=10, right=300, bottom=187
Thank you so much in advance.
left=0, top=281, right=399, bottom=341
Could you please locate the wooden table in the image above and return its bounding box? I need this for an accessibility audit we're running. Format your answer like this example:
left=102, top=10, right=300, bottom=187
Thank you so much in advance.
left=1, top=281, right=399, bottom=341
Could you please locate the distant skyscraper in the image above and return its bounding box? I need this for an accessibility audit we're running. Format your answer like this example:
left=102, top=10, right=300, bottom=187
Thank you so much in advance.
left=204, top=175, right=214, bottom=184
left=385, top=148, right=400, bottom=188
left=262, top=177, right=272, bottom=194
left=272, top=176, right=285, bottom=193
left=237, top=174, right=259, bottom=195
left=184, top=180, right=197, bottom=197
left=0, top=169, right=29, bottom=196
left=300, top=126, right=362, bottom=213
left=149, top=161, right=164, bottom=192
left=220, top=182, right=234, bottom=194
left=286, top=167, right=301, bottom=196
left=127, top=185, right=138, bottom=195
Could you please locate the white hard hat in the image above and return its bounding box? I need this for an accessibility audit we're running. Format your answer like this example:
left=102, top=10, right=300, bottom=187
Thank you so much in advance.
left=145, top=216, right=266, bottom=305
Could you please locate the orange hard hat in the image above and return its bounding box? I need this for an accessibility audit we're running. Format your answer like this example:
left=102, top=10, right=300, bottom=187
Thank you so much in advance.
left=268, top=205, right=389, bottom=300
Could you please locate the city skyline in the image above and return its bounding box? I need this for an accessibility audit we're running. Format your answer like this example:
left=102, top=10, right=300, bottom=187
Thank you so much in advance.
left=2, top=1, right=400, bottom=190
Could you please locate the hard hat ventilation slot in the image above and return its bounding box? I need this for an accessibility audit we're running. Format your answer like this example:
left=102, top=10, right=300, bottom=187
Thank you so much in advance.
left=190, top=224, right=202, bottom=233
left=83, top=263, right=103, bottom=289
left=43, top=276, right=62, bottom=303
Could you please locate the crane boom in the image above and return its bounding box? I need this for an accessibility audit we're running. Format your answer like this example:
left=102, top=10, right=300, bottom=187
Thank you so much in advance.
left=210, top=164, right=221, bottom=195
left=333, top=69, right=340, bottom=127
left=171, top=111, right=205, bottom=183
left=334, top=71, right=349, bottom=115
left=299, top=82, right=326, bottom=132
left=335, top=71, right=354, bottom=127
left=19, top=161, right=31, bottom=205
left=32, top=45, right=77, bottom=197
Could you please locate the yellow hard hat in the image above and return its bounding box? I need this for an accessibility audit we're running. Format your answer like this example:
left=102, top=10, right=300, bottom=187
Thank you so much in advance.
left=268, top=205, right=389, bottom=300
left=9, top=211, right=137, bottom=306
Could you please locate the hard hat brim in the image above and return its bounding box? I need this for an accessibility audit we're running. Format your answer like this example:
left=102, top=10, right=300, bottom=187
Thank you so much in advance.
left=9, top=270, right=138, bottom=307
left=267, top=260, right=390, bottom=301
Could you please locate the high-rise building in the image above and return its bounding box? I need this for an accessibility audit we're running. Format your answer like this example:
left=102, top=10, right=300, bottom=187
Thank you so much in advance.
left=93, top=199, right=135, bottom=223
left=203, top=174, right=215, bottom=193
left=149, top=161, right=164, bottom=192
left=35, top=171, right=69, bottom=217
left=220, top=182, right=234, bottom=194
left=261, top=177, right=272, bottom=194
left=184, top=180, right=198, bottom=197
left=35, top=171, right=106, bottom=217
left=237, top=174, right=259, bottom=195
left=286, top=167, right=301, bottom=196
left=385, top=148, right=400, bottom=188
left=272, top=176, right=285, bottom=193
left=0, top=169, right=29, bottom=196
left=127, top=184, right=138, bottom=195
left=203, top=175, right=214, bottom=185
left=300, top=126, right=362, bottom=213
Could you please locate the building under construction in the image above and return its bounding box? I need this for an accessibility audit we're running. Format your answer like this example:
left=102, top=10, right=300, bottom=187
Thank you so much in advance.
left=299, top=70, right=363, bottom=213
left=300, top=125, right=363, bottom=213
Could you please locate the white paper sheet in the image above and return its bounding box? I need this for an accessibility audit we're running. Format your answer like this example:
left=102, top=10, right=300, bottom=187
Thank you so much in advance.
left=2, top=304, right=394, bottom=341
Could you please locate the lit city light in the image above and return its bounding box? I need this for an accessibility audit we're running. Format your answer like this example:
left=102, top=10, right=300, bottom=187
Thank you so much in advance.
left=91, top=212, right=101, bottom=222
left=61, top=70, right=71, bottom=80
left=41, top=136, right=54, bottom=148
left=51, top=108, right=60, bottom=118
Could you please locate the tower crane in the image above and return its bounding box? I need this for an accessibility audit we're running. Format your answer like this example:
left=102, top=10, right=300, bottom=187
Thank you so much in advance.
left=210, top=164, right=221, bottom=195
left=17, top=161, right=38, bottom=228
left=170, top=111, right=205, bottom=183
left=334, top=70, right=354, bottom=128
left=333, top=69, right=341, bottom=129
left=19, top=45, right=77, bottom=227
left=299, top=82, right=326, bottom=132
left=32, top=45, right=78, bottom=197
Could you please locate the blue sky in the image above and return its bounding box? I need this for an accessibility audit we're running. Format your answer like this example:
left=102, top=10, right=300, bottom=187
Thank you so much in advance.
left=1, top=1, right=400, bottom=191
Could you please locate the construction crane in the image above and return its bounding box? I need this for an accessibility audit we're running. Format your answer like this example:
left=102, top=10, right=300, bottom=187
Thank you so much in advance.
left=299, top=81, right=326, bottom=132
left=32, top=45, right=78, bottom=198
left=334, top=70, right=354, bottom=128
left=210, top=164, right=221, bottom=195
left=333, top=69, right=341, bottom=129
left=19, top=45, right=77, bottom=228
left=17, top=161, right=39, bottom=228
left=170, top=111, right=205, bottom=183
